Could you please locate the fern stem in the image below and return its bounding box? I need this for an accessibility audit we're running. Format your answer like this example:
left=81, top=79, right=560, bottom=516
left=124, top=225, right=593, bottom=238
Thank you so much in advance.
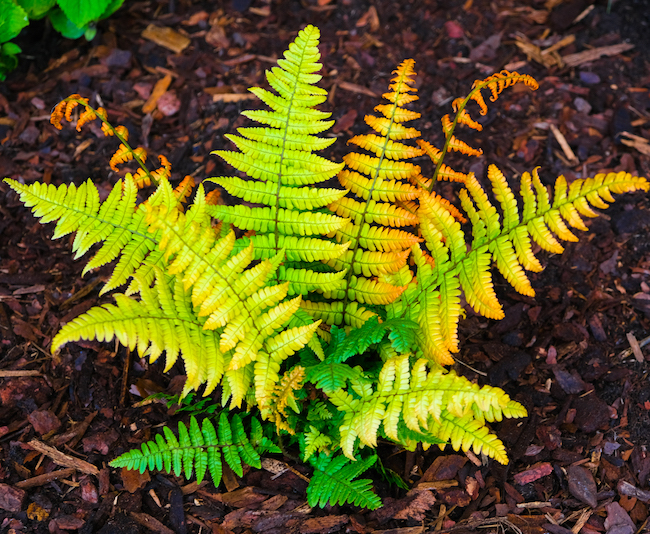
left=429, top=72, right=530, bottom=192
left=67, top=96, right=156, bottom=185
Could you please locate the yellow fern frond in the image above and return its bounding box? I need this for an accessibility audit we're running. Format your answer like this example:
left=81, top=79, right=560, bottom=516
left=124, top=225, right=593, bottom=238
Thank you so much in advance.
left=330, top=354, right=526, bottom=461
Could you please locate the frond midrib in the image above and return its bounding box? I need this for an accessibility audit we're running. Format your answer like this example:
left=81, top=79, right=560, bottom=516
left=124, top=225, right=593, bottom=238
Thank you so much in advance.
left=340, top=70, right=411, bottom=316
left=272, top=28, right=314, bottom=264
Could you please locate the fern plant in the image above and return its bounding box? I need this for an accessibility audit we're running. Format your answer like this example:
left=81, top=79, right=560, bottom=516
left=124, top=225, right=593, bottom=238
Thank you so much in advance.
left=5, top=24, right=649, bottom=511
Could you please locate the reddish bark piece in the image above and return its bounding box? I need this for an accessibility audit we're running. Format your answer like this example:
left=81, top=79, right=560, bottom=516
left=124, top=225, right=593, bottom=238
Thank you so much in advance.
left=332, top=109, right=358, bottom=134
left=52, top=515, right=85, bottom=530
left=513, top=462, right=553, bottom=485
left=444, top=20, right=464, bottom=38
left=300, top=515, right=349, bottom=534
left=157, top=91, right=181, bottom=117
left=420, top=455, right=467, bottom=482
left=574, top=393, right=612, bottom=433
left=568, top=465, right=598, bottom=508
left=0, top=483, right=26, bottom=512
left=28, top=409, right=61, bottom=435
left=438, top=488, right=471, bottom=507
left=82, top=429, right=119, bottom=455
left=604, top=502, right=635, bottom=534
left=394, top=490, right=436, bottom=521
left=80, top=479, right=98, bottom=504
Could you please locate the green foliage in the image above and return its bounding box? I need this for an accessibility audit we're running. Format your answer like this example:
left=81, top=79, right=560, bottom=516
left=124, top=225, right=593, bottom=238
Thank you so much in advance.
left=110, top=414, right=280, bottom=485
left=0, top=0, right=124, bottom=79
left=5, top=24, right=649, bottom=510
left=307, top=453, right=382, bottom=509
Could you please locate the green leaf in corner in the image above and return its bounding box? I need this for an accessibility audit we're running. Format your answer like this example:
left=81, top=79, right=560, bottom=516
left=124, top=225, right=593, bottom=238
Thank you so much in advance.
left=0, top=0, right=29, bottom=44
left=47, top=7, right=85, bottom=39
left=2, top=42, right=21, bottom=55
left=16, top=0, right=57, bottom=19
left=99, top=0, right=124, bottom=20
left=56, top=0, right=111, bottom=29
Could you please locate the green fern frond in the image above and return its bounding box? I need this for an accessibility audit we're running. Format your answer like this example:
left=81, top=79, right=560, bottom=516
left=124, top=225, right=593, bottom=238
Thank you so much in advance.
left=4, top=175, right=175, bottom=295
left=109, top=413, right=269, bottom=485
left=208, top=25, right=348, bottom=297
left=328, top=354, right=526, bottom=461
left=302, top=426, right=333, bottom=461
left=307, top=453, right=382, bottom=510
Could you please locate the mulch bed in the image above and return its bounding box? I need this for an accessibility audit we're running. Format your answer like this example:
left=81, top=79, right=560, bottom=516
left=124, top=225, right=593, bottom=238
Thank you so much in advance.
left=1, top=1, right=650, bottom=533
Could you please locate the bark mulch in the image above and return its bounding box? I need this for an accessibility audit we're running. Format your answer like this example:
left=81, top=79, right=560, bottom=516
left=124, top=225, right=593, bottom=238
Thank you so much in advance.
left=1, top=1, right=650, bottom=534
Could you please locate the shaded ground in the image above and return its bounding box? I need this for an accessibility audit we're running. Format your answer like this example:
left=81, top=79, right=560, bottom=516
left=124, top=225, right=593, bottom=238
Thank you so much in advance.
left=2, top=1, right=650, bottom=533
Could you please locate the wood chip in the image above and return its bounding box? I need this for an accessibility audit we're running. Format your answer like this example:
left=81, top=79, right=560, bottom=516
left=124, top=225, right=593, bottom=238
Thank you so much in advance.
left=141, top=24, right=191, bottom=54
left=212, top=93, right=257, bottom=103
left=28, top=439, right=99, bottom=476
left=131, top=512, right=176, bottom=534
left=619, top=131, right=650, bottom=156
left=626, top=332, right=645, bottom=363
left=337, top=81, right=378, bottom=98
left=0, top=370, right=41, bottom=377
left=15, top=468, right=76, bottom=490
left=142, top=75, right=173, bottom=114
left=371, top=527, right=424, bottom=534
left=562, top=43, right=635, bottom=68
left=549, top=123, right=578, bottom=164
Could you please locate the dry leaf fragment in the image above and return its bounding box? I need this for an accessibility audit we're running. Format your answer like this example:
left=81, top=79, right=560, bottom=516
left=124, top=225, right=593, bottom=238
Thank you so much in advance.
left=142, top=24, right=191, bottom=54
left=205, top=22, right=229, bottom=49
left=356, top=6, right=380, bottom=33
left=563, top=43, right=635, bottom=68
left=619, top=132, right=650, bottom=156
left=337, top=81, right=378, bottom=98
left=143, top=75, right=173, bottom=114
left=567, top=465, right=598, bottom=508
left=212, top=93, right=257, bottom=103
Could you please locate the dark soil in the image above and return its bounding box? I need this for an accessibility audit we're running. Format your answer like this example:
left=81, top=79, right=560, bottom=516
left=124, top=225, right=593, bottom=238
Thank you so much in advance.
left=2, top=1, right=650, bottom=533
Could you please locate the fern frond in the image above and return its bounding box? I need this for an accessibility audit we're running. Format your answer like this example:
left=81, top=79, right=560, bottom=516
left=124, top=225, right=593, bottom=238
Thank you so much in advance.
left=302, top=426, right=333, bottom=461
left=4, top=176, right=176, bottom=295
left=329, top=354, right=526, bottom=462
left=324, top=59, right=425, bottom=326
left=109, top=414, right=265, bottom=486
left=52, top=270, right=226, bottom=394
left=307, top=453, right=382, bottom=510
left=145, top=187, right=320, bottom=401
left=423, top=71, right=539, bottom=190
left=208, top=25, right=348, bottom=296
left=396, top=167, right=649, bottom=366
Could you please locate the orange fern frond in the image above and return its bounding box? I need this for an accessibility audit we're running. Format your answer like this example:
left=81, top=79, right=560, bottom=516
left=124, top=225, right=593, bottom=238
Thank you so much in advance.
left=76, top=107, right=97, bottom=131
left=447, top=136, right=483, bottom=157
left=50, top=94, right=88, bottom=130
left=174, top=176, right=196, bottom=204
left=421, top=71, right=538, bottom=192
left=323, top=59, right=424, bottom=326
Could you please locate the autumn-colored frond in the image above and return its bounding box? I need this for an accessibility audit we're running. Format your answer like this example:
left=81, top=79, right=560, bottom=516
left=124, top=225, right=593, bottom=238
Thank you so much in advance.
left=324, top=59, right=424, bottom=326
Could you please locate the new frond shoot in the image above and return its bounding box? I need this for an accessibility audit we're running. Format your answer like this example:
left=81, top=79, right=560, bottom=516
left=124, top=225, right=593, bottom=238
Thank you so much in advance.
left=5, top=24, right=648, bottom=511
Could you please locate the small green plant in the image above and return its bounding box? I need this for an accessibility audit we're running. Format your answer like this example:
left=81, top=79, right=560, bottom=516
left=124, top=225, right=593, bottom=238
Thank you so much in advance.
left=0, top=0, right=124, bottom=79
left=5, top=25, right=648, bottom=509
